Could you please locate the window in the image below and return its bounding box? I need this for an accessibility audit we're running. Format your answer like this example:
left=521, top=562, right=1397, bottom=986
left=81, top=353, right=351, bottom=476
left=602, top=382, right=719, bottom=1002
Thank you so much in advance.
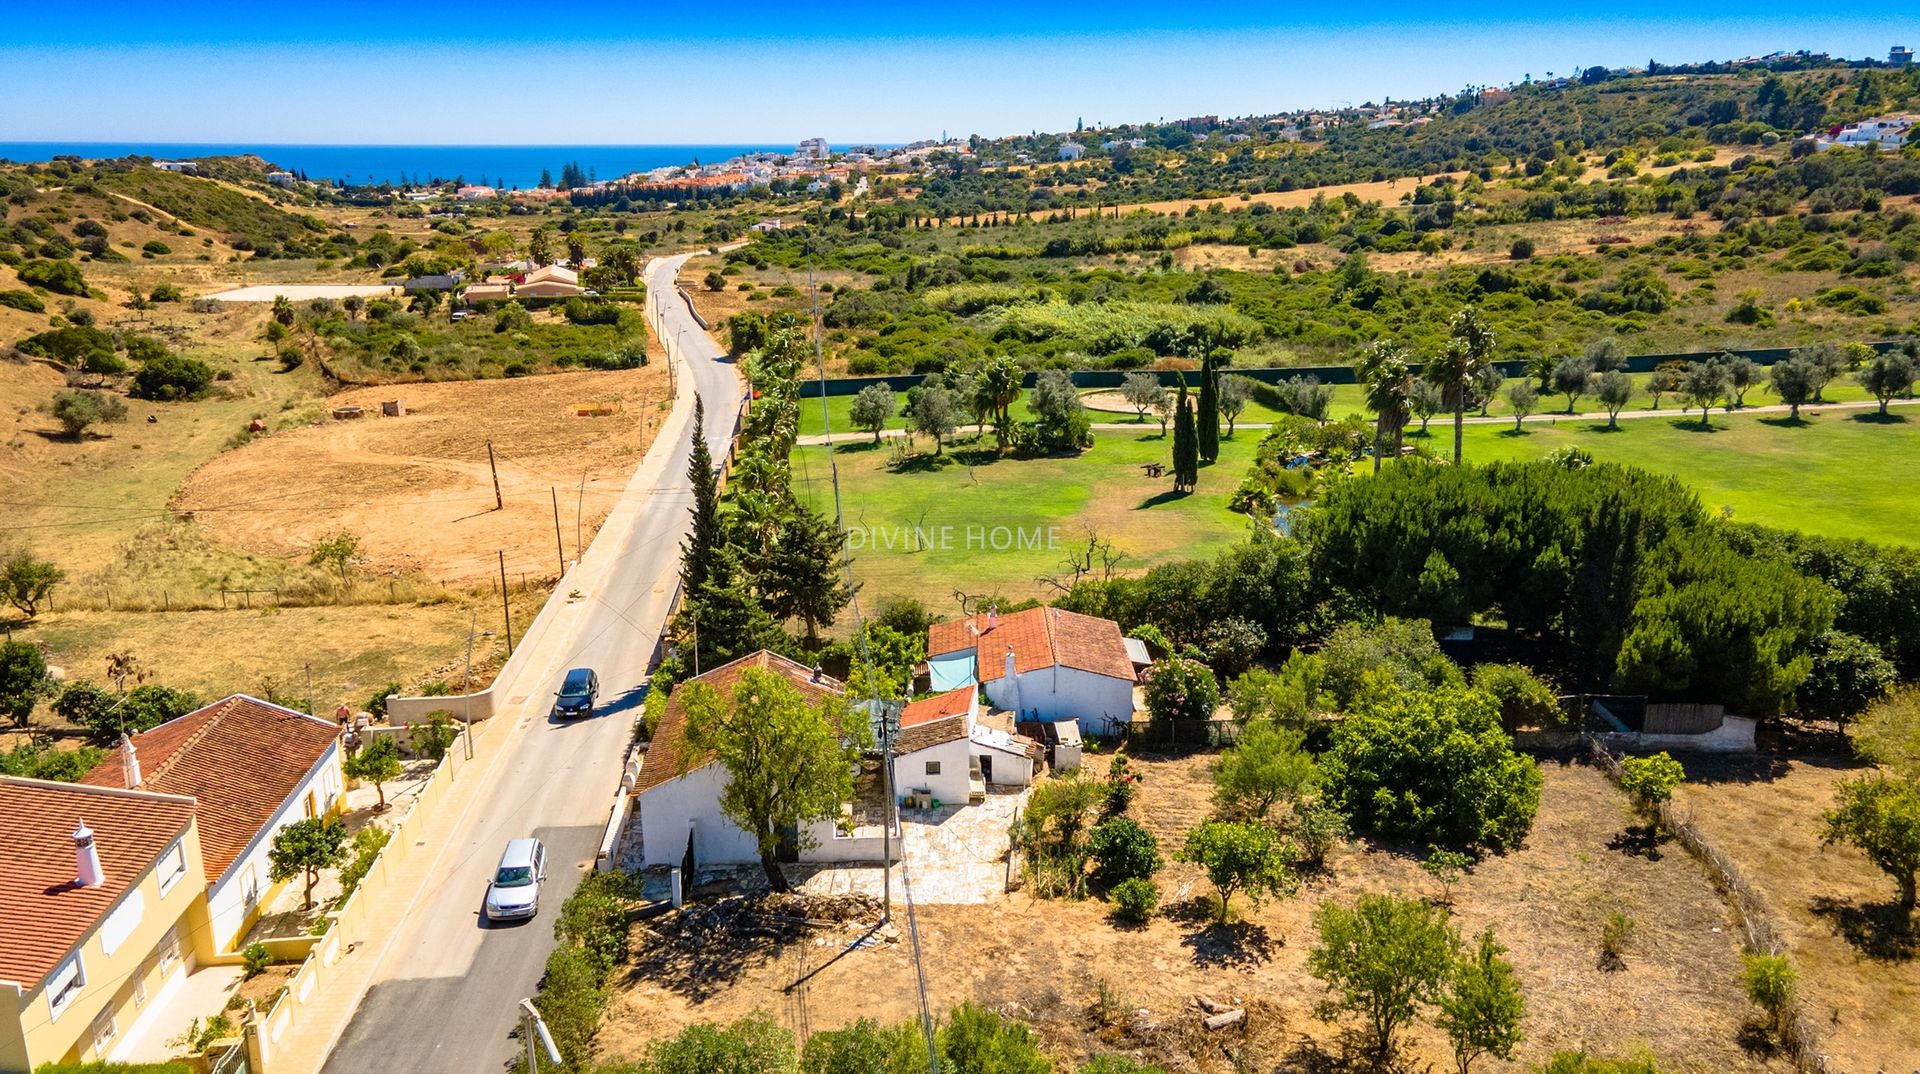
left=156, top=839, right=187, bottom=895
left=156, top=926, right=180, bottom=974
left=90, top=1007, right=117, bottom=1053
left=924, top=760, right=942, bottom=775
left=99, top=889, right=145, bottom=955
left=47, top=954, right=86, bottom=1019
left=242, top=865, right=261, bottom=910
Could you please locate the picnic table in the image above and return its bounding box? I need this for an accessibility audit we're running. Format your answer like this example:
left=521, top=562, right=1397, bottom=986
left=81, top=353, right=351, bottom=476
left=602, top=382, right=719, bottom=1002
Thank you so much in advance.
left=1140, top=462, right=1166, bottom=478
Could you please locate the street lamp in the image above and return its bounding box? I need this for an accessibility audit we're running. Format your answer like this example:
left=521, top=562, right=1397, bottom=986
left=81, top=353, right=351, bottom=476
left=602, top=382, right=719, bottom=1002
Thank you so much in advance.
left=462, top=610, right=496, bottom=760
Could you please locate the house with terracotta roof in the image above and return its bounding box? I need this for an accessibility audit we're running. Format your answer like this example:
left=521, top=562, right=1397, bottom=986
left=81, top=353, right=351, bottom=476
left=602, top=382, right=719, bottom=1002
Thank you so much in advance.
left=894, top=686, right=1036, bottom=807
left=82, top=695, right=346, bottom=956
left=926, top=607, right=1140, bottom=738
left=1, top=777, right=208, bottom=1072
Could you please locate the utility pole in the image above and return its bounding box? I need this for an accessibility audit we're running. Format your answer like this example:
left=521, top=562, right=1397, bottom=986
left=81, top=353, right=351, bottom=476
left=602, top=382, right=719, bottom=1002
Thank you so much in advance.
left=486, top=440, right=503, bottom=511
left=304, top=663, right=315, bottom=717
left=575, top=474, right=586, bottom=560
left=550, top=486, right=566, bottom=576
left=460, top=611, right=494, bottom=761
left=880, top=704, right=896, bottom=920
left=497, top=550, right=514, bottom=653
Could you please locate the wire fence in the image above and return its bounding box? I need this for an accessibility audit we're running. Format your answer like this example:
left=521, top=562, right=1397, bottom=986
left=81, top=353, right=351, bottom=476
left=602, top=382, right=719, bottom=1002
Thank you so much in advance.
left=28, top=570, right=552, bottom=616
left=1581, top=734, right=1834, bottom=1074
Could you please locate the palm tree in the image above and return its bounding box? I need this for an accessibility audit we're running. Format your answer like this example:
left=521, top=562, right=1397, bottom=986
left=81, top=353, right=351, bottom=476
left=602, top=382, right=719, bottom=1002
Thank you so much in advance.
left=1423, top=307, right=1497, bottom=465
left=1357, top=341, right=1413, bottom=473
left=976, top=357, right=1022, bottom=453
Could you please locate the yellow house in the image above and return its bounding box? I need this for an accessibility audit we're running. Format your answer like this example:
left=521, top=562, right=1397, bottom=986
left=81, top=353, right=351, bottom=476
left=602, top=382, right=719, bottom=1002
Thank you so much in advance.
left=0, top=777, right=210, bottom=1072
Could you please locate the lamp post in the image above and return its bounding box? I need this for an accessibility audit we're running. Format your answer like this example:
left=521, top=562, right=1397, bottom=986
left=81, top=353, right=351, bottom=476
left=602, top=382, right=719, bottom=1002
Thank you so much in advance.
left=462, top=611, right=496, bottom=761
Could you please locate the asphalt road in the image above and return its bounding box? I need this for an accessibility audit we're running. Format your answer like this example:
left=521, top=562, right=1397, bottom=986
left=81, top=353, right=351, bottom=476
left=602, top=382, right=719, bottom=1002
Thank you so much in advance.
left=319, top=252, right=739, bottom=1074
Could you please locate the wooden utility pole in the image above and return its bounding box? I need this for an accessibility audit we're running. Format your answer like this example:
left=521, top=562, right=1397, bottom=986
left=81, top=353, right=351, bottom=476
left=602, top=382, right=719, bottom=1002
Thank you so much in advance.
left=486, top=440, right=503, bottom=511
left=575, top=475, right=586, bottom=559
left=551, top=487, right=566, bottom=575
left=497, top=550, right=514, bottom=653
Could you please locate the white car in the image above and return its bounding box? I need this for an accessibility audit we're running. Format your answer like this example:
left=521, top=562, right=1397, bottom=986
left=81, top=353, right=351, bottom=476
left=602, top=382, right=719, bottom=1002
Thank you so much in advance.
left=484, top=838, right=546, bottom=922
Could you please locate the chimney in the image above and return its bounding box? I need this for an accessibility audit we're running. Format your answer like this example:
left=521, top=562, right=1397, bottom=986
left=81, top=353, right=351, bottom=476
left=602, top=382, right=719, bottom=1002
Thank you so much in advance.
left=811, top=664, right=823, bottom=683
left=1004, top=645, right=1017, bottom=683
left=121, top=733, right=141, bottom=789
left=986, top=605, right=998, bottom=631
left=74, top=820, right=105, bottom=888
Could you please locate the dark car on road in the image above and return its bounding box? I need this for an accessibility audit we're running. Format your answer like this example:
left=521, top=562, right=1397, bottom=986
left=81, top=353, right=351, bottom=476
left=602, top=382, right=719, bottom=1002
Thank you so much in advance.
left=552, top=667, right=599, bottom=719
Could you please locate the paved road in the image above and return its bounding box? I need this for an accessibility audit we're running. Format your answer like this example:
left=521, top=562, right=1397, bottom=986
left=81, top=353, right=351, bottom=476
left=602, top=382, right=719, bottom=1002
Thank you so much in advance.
left=319, top=252, right=739, bottom=1074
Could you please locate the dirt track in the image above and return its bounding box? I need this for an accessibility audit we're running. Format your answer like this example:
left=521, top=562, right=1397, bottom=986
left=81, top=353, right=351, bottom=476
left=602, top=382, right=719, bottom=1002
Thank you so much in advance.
left=178, top=365, right=670, bottom=586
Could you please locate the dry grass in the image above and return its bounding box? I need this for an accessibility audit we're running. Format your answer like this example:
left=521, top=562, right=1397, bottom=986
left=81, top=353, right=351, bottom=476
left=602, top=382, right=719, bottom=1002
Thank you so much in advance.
left=1675, top=755, right=1920, bottom=1074
left=598, top=754, right=1781, bottom=1074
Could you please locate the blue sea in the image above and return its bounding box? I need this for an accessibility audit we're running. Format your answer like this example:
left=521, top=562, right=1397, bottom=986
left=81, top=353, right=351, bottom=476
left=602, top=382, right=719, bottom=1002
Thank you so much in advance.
left=0, top=143, right=847, bottom=189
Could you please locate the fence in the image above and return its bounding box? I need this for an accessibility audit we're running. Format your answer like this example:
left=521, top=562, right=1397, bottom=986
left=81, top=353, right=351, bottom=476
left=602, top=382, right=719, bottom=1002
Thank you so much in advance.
left=249, top=729, right=472, bottom=1072
left=33, top=576, right=456, bottom=615
left=1581, top=735, right=1833, bottom=1074
left=797, top=339, right=1909, bottom=397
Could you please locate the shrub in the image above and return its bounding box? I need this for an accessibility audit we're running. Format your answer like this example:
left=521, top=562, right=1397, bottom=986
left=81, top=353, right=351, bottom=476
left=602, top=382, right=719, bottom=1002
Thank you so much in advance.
left=336, top=826, right=390, bottom=898
left=1539, top=1052, right=1662, bottom=1074
left=1212, top=719, right=1317, bottom=820
left=366, top=682, right=402, bottom=718
left=130, top=354, right=216, bottom=401
left=150, top=282, right=185, bottom=302
left=1469, top=663, right=1563, bottom=728
left=1741, top=953, right=1797, bottom=1039
left=1108, top=877, right=1160, bottom=923
left=1509, top=238, right=1536, bottom=260
left=1308, top=893, right=1461, bottom=1058
left=142, top=239, right=172, bottom=256
left=1322, top=685, right=1542, bottom=850
left=1318, top=617, right=1461, bottom=710
left=241, top=942, right=271, bottom=978
left=50, top=390, right=128, bottom=438
left=561, top=296, right=622, bottom=325
left=1800, top=631, right=1896, bottom=719
left=409, top=712, right=459, bottom=761
left=0, top=738, right=105, bottom=781
left=1291, top=799, right=1351, bottom=868
left=800, top=1017, right=922, bottom=1074
left=1618, top=752, right=1686, bottom=823
left=1180, top=820, right=1298, bottom=922
left=939, top=1002, right=1050, bottom=1074
left=1086, top=817, right=1162, bottom=885
left=1600, top=911, right=1636, bottom=968
left=643, top=1014, right=798, bottom=1074
left=0, top=289, right=46, bottom=313
left=17, top=258, right=90, bottom=295
left=1142, top=655, right=1219, bottom=737
left=0, top=641, right=50, bottom=726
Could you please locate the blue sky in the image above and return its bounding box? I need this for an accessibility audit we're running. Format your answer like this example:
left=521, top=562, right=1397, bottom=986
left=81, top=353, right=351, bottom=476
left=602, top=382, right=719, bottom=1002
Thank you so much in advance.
left=2, top=3, right=1911, bottom=143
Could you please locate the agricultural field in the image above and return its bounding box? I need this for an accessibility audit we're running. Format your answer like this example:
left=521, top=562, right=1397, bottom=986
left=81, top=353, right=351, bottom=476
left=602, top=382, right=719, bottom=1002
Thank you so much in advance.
left=598, top=752, right=1779, bottom=1074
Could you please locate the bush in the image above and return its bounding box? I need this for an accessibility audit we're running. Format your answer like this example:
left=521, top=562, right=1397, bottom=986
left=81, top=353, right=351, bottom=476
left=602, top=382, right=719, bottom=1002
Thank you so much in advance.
left=1539, top=1052, right=1662, bottom=1074
left=1318, top=617, right=1461, bottom=710
left=1509, top=238, right=1536, bottom=260
left=0, top=289, right=46, bottom=313
left=1180, top=820, right=1298, bottom=922
left=1086, top=817, right=1162, bottom=885
left=130, top=354, right=216, bottom=401
left=528, top=871, right=639, bottom=1066
left=1108, top=877, right=1160, bottom=923
left=1142, top=655, right=1219, bottom=737
left=1322, top=685, right=1542, bottom=850
left=336, top=826, right=390, bottom=898
left=17, top=258, right=90, bottom=295
left=242, top=942, right=271, bottom=978
left=1741, top=953, right=1797, bottom=1038
left=409, top=712, right=459, bottom=761
left=150, top=282, right=185, bottom=302
left=29, top=1063, right=191, bottom=1074
left=50, top=390, right=128, bottom=438
left=939, top=1002, right=1050, bottom=1074
left=366, top=682, right=402, bottom=718
left=1600, top=911, right=1636, bottom=967
left=1800, top=631, right=1895, bottom=719
left=1470, top=663, right=1564, bottom=729
left=142, top=239, right=172, bottom=257
left=0, top=738, right=105, bottom=781
left=800, top=1017, right=923, bottom=1074
left=643, top=1014, right=798, bottom=1074
left=561, top=297, right=623, bottom=325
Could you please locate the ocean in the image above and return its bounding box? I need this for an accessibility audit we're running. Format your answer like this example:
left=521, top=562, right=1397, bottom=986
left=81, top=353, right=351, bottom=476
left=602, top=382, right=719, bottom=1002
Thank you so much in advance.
left=0, top=143, right=847, bottom=189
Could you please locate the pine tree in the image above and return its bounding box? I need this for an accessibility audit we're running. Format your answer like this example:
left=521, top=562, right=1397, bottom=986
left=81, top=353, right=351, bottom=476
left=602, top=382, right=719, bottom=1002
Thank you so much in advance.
left=761, top=504, right=851, bottom=642
left=682, top=548, right=785, bottom=673
left=1173, top=384, right=1199, bottom=493
left=1198, top=351, right=1221, bottom=464
left=679, top=396, right=724, bottom=594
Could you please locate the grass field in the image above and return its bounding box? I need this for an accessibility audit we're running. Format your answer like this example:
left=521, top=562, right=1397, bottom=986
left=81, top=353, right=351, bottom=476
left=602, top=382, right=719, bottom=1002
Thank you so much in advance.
left=1453, top=408, right=1920, bottom=546
left=793, top=429, right=1263, bottom=615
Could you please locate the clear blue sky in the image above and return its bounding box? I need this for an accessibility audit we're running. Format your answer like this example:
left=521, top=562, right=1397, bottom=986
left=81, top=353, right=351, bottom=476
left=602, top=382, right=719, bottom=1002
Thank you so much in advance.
left=2, top=3, right=1911, bottom=143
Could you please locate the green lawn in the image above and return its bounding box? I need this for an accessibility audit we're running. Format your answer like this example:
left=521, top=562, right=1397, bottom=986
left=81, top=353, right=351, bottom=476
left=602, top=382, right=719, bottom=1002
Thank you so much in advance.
left=1451, top=408, right=1920, bottom=546
left=792, top=429, right=1262, bottom=614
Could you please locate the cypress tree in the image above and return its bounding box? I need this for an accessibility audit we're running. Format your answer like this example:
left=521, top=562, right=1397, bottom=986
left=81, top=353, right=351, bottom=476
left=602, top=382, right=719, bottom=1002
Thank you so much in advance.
left=1198, top=351, right=1221, bottom=463
left=1173, top=384, right=1198, bottom=493
left=679, top=395, right=724, bottom=593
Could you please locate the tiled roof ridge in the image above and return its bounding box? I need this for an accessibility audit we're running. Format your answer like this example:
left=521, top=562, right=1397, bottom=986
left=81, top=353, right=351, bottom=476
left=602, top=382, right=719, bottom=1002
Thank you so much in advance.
left=141, top=696, right=234, bottom=786
left=0, top=774, right=197, bottom=805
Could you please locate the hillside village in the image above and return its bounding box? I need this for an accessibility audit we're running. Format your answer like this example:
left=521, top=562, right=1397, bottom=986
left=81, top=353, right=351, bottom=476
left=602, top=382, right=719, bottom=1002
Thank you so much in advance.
left=2, top=38, right=1920, bottom=1074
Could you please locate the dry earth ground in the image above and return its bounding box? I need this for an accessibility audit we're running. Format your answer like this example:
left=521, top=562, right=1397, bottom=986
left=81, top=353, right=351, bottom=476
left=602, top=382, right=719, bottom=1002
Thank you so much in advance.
left=177, top=358, right=669, bottom=587
left=598, top=753, right=1780, bottom=1074
left=1675, top=755, right=1920, bottom=1074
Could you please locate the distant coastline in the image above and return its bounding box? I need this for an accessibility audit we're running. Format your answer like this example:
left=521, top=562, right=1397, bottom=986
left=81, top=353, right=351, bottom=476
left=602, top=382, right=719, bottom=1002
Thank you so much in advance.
left=0, top=142, right=875, bottom=190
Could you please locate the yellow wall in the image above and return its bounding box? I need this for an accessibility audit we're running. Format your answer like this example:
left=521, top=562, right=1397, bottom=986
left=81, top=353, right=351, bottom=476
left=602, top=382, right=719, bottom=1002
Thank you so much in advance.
left=2, top=822, right=210, bottom=1073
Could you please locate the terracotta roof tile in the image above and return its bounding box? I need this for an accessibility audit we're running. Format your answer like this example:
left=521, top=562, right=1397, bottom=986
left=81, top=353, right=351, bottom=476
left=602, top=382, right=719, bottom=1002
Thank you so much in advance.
left=635, top=651, right=843, bottom=794
left=899, top=686, right=976, bottom=728
left=0, top=777, right=198, bottom=987
left=83, top=695, right=340, bottom=882
left=893, top=712, right=970, bottom=755
left=926, top=607, right=1134, bottom=684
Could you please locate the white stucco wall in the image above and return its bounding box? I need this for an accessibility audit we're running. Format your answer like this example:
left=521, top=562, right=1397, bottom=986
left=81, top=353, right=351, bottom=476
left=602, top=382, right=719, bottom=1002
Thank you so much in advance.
left=973, top=741, right=1033, bottom=786
left=207, top=743, right=343, bottom=952
left=637, top=764, right=761, bottom=869
left=897, top=736, right=974, bottom=805
left=983, top=665, right=1135, bottom=738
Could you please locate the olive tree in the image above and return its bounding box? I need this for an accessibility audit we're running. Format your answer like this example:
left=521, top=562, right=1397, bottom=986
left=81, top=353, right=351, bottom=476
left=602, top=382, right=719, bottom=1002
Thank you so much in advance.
left=1595, top=370, right=1633, bottom=429
left=1505, top=381, right=1538, bottom=431
left=850, top=383, right=896, bottom=443
left=1119, top=371, right=1167, bottom=427
left=1309, top=893, right=1460, bottom=1059
left=1858, top=350, right=1918, bottom=417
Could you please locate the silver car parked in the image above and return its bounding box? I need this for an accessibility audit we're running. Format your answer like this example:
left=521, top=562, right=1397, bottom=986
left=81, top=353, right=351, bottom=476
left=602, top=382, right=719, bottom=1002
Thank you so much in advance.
left=484, top=837, right=546, bottom=922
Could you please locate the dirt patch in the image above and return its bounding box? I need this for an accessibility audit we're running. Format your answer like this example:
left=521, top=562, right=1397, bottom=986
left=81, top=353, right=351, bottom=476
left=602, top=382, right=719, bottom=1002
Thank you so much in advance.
left=1676, top=754, right=1920, bottom=1073
left=598, top=755, right=1781, bottom=1073
left=177, top=363, right=669, bottom=586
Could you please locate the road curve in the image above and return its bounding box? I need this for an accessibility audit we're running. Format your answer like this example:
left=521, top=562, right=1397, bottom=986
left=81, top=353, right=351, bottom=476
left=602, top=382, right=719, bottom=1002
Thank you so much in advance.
left=316, top=253, right=739, bottom=1074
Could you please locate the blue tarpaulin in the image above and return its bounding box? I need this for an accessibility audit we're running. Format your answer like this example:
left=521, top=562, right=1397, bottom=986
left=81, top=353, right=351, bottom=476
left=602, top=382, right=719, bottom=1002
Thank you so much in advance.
left=928, top=651, right=978, bottom=692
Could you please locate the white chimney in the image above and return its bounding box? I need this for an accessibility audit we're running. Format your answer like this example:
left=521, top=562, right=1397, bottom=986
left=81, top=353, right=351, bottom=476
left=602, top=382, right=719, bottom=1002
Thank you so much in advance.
left=986, top=605, right=998, bottom=631
left=1004, top=645, right=1017, bottom=683
left=74, top=820, right=105, bottom=888
left=121, top=733, right=141, bottom=789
